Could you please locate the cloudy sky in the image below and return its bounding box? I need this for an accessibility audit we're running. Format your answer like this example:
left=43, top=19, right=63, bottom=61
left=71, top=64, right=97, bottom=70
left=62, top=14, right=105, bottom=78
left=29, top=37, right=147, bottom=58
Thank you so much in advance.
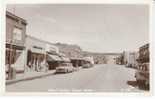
left=6, top=4, right=149, bottom=53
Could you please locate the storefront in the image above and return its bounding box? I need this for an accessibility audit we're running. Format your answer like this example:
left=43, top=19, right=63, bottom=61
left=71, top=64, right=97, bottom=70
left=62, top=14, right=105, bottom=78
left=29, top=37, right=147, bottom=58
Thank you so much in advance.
left=25, top=36, right=47, bottom=72
left=47, top=53, right=62, bottom=70
left=6, top=11, right=27, bottom=80
left=27, top=47, right=47, bottom=72
left=45, top=44, right=60, bottom=70
left=70, top=58, right=85, bottom=67
left=26, top=36, right=65, bottom=71
left=5, top=44, right=25, bottom=72
left=46, top=47, right=72, bottom=70
left=25, top=35, right=72, bottom=72
left=47, top=54, right=71, bottom=70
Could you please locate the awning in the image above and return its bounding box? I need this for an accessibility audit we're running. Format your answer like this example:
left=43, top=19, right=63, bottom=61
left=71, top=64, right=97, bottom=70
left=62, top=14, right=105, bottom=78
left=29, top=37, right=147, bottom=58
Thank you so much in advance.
left=61, top=57, right=70, bottom=62
left=47, top=54, right=62, bottom=61
left=70, top=57, right=84, bottom=61
left=6, top=43, right=25, bottom=50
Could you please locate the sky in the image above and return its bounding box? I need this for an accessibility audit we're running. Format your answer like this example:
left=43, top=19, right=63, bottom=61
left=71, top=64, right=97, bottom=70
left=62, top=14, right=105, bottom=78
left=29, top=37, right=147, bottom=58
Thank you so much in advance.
left=6, top=4, right=149, bottom=53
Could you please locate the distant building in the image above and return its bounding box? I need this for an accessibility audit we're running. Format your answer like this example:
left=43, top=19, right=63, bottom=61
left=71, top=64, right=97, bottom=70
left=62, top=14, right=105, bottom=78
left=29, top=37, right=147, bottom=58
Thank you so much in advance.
left=115, top=54, right=124, bottom=65
left=83, top=51, right=121, bottom=64
left=6, top=11, right=27, bottom=79
left=70, top=57, right=85, bottom=67
left=122, top=51, right=138, bottom=68
left=83, top=56, right=94, bottom=64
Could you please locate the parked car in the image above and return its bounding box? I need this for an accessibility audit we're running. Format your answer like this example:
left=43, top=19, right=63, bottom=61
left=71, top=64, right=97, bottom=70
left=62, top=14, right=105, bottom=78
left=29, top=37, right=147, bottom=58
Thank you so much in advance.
left=135, top=44, right=149, bottom=89
left=56, top=63, right=75, bottom=73
left=82, top=63, right=93, bottom=68
left=135, top=62, right=149, bottom=89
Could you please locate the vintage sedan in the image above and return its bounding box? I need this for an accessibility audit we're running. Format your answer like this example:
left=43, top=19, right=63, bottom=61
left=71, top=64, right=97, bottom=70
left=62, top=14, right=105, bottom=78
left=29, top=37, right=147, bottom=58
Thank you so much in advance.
left=135, top=62, right=149, bottom=89
left=56, top=63, right=75, bottom=73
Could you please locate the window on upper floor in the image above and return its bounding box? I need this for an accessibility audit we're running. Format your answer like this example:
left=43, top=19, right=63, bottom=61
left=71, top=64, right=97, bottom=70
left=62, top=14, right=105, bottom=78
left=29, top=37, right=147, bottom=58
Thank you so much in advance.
left=13, top=27, right=23, bottom=41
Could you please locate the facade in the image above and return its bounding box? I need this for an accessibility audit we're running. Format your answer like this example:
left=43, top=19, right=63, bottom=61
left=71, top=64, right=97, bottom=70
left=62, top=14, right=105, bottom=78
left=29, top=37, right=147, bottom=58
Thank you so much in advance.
left=25, top=36, right=47, bottom=72
left=94, top=53, right=121, bottom=64
left=93, top=55, right=107, bottom=64
left=123, top=51, right=138, bottom=68
left=47, top=52, right=70, bottom=70
left=70, top=58, right=85, bottom=67
left=83, top=51, right=121, bottom=64
left=25, top=35, right=70, bottom=71
left=104, top=54, right=118, bottom=64
left=6, top=11, right=27, bottom=79
left=82, top=51, right=107, bottom=64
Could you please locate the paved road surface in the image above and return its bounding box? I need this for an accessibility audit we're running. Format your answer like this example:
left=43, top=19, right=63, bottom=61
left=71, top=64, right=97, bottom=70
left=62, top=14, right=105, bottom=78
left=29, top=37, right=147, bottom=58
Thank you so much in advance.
left=6, top=64, right=145, bottom=92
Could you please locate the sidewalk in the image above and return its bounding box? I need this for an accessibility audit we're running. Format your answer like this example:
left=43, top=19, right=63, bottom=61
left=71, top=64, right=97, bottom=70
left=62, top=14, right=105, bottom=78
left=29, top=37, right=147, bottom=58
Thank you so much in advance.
left=6, top=70, right=55, bottom=85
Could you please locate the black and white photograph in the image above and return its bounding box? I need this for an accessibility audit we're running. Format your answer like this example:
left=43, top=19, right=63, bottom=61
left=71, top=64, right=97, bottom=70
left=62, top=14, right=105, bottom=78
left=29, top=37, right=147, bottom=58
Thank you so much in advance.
left=4, top=4, right=150, bottom=93
left=0, top=0, right=153, bottom=96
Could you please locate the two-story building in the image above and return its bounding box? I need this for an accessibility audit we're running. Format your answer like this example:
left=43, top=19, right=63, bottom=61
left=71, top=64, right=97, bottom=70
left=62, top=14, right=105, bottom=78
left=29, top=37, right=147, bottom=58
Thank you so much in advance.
left=6, top=11, right=27, bottom=79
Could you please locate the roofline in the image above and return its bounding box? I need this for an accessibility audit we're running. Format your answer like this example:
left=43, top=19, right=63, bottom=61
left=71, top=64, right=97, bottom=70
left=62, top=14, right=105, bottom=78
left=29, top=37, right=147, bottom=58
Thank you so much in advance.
left=6, top=11, right=27, bottom=25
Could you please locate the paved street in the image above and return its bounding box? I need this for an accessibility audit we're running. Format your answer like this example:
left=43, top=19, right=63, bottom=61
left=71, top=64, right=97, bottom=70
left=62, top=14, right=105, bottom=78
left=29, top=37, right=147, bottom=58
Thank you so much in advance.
left=6, top=64, right=144, bottom=92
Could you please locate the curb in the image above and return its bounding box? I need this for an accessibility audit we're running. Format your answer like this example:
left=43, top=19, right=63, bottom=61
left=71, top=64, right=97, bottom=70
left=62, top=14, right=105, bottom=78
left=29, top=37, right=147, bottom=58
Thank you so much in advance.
left=6, top=72, right=55, bottom=85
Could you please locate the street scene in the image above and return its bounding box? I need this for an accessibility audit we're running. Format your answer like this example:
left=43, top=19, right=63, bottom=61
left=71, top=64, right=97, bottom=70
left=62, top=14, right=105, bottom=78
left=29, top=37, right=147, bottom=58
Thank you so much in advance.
left=6, top=64, right=143, bottom=92
left=5, top=4, right=149, bottom=92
